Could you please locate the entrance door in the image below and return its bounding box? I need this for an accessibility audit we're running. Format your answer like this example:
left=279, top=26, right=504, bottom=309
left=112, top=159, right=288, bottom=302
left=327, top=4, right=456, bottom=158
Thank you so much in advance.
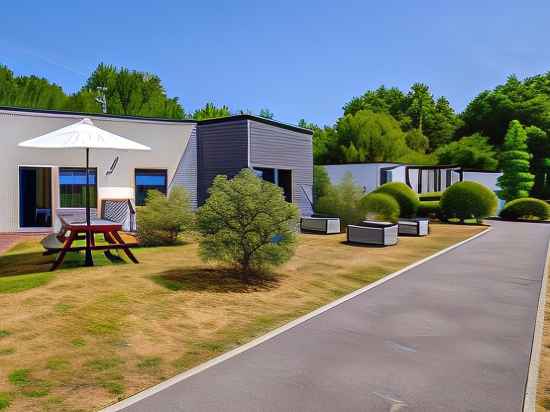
left=19, top=167, right=52, bottom=228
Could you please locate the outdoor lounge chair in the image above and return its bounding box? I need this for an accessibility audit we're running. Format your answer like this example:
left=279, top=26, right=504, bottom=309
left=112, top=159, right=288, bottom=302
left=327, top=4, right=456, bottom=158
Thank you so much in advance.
left=398, top=217, right=429, bottom=236
left=347, top=220, right=398, bottom=246
left=300, top=216, right=341, bottom=234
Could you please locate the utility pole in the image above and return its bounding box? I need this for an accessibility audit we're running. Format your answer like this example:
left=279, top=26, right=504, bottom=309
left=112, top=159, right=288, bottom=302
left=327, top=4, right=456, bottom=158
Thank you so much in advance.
left=95, top=87, right=108, bottom=113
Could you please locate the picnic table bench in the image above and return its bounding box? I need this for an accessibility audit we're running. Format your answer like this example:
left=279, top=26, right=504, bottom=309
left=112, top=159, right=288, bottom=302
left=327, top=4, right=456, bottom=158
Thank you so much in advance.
left=43, top=216, right=139, bottom=271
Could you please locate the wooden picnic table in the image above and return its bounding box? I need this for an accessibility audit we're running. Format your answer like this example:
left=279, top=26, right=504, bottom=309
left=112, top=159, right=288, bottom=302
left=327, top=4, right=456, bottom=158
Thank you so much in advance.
left=50, top=216, right=139, bottom=271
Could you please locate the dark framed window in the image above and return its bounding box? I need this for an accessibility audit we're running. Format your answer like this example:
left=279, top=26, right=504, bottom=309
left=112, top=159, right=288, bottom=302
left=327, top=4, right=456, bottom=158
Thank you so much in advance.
left=135, top=169, right=167, bottom=206
left=59, top=168, right=97, bottom=208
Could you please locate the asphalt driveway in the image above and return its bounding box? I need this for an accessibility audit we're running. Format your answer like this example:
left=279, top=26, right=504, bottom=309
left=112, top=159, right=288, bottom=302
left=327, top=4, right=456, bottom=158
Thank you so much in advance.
left=108, top=221, right=550, bottom=412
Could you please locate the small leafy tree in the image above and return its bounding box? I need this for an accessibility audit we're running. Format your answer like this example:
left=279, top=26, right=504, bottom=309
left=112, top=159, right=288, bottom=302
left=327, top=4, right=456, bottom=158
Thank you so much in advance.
left=435, top=134, right=498, bottom=170
left=137, top=186, right=194, bottom=246
left=497, top=120, right=534, bottom=202
left=316, top=172, right=367, bottom=226
left=196, top=169, right=299, bottom=281
left=526, top=126, right=550, bottom=199
left=313, top=166, right=331, bottom=211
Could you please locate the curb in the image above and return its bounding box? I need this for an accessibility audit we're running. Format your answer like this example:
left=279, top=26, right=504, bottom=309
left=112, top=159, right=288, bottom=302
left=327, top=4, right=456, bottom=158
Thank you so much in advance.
left=523, top=237, right=550, bottom=411
left=102, top=226, right=492, bottom=412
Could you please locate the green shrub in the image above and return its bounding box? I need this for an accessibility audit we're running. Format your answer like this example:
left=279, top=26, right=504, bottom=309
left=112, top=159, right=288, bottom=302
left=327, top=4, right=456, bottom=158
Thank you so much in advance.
left=419, top=191, right=442, bottom=201
left=440, top=181, right=497, bottom=223
left=137, top=186, right=194, bottom=246
left=499, top=198, right=550, bottom=221
left=417, top=201, right=441, bottom=218
left=374, top=182, right=419, bottom=218
left=360, top=193, right=400, bottom=222
left=196, top=169, right=299, bottom=280
left=316, top=172, right=367, bottom=227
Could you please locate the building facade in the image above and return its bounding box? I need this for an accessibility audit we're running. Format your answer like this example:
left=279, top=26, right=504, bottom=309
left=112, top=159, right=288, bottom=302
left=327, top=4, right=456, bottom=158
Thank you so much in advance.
left=0, top=107, right=313, bottom=233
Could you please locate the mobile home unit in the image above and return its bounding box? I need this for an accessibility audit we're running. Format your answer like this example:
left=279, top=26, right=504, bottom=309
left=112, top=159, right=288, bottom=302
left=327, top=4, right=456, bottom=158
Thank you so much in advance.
left=0, top=107, right=313, bottom=233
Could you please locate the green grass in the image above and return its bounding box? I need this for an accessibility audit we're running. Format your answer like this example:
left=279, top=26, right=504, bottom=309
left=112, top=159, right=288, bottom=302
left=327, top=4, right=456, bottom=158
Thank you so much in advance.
left=137, top=357, right=162, bottom=370
left=71, top=338, right=86, bottom=347
left=8, top=369, right=31, bottom=386
left=0, top=393, right=11, bottom=410
left=0, top=272, right=54, bottom=293
left=46, top=358, right=70, bottom=371
left=85, top=357, right=124, bottom=371
left=0, top=348, right=15, bottom=356
left=0, top=330, right=10, bottom=338
left=101, top=380, right=124, bottom=395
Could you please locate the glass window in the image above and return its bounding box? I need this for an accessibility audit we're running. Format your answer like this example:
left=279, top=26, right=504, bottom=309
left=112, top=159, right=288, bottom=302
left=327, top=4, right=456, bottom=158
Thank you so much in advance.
left=59, top=168, right=97, bottom=208
left=135, top=169, right=167, bottom=206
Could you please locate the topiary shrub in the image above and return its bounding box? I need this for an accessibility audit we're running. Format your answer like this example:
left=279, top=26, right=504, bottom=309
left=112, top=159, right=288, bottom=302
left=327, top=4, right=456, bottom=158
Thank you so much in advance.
left=440, top=181, right=497, bottom=223
left=137, top=186, right=194, bottom=246
left=417, top=201, right=441, bottom=219
left=374, top=182, right=419, bottom=218
left=499, top=198, right=550, bottom=221
left=360, top=193, right=400, bottom=223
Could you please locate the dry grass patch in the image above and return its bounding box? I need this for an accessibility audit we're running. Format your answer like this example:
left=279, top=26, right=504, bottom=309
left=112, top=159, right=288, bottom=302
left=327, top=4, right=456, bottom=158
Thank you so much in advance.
left=537, top=258, right=550, bottom=411
left=0, top=223, right=483, bottom=411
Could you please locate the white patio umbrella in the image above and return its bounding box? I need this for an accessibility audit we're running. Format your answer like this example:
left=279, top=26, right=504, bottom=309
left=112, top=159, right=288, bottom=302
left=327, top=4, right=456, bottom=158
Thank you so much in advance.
left=18, top=118, right=151, bottom=266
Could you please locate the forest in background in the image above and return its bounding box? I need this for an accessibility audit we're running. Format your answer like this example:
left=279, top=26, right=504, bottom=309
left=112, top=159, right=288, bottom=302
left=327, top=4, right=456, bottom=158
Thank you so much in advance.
left=2, top=63, right=550, bottom=180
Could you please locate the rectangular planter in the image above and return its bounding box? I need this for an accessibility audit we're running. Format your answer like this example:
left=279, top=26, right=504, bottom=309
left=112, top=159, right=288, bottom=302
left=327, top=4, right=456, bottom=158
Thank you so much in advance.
left=398, top=218, right=429, bottom=236
left=347, top=221, right=398, bottom=246
left=300, top=217, right=341, bottom=234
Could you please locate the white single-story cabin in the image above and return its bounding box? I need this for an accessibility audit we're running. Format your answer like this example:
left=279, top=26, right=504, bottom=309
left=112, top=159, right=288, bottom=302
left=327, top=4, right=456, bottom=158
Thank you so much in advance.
left=0, top=107, right=313, bottom=233
left=324, top=163, right=502, bottom=195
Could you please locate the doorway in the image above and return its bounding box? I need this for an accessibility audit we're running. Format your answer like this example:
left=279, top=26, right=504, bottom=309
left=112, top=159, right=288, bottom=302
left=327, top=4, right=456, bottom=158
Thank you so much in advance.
left=19, top=167, right=52, bottom=228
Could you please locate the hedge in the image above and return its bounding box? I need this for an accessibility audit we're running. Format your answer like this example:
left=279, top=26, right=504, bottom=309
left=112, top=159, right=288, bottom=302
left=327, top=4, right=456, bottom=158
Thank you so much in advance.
left=417, top=201, right=441, bottom=218
left=374, top=182, right=419, bottom=218
left=419, top=191, right=442, bottom=201
left=440, top=181, right=497, bottom=223
left=360, top=193, right=400, bottom=223
left=499, top=197, right=550, bottom=221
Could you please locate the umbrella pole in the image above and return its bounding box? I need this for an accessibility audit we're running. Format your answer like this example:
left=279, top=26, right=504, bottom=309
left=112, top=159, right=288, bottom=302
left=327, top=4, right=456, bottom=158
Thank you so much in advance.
left=84, top=148, right=94, bottom=266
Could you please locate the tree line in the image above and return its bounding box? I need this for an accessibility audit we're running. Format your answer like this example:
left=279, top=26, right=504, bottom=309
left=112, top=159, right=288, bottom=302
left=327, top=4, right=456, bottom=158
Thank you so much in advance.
left=0, top=63, right=274, bottom=121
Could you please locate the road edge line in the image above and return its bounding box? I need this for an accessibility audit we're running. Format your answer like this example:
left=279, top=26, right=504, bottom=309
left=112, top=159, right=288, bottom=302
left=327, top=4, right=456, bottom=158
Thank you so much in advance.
left=102, top=226, right=492, bottom=412
left=523, top=237, right=550, bottom=411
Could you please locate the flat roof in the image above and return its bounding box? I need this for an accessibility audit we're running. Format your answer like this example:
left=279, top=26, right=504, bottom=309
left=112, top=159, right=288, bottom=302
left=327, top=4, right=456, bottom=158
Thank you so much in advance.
left=0, top=106, right=313, bottom=135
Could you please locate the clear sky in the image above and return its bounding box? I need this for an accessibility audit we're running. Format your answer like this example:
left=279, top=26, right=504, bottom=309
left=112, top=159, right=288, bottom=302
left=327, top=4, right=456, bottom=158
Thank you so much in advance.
left=1, top=1, right=549, bottom=125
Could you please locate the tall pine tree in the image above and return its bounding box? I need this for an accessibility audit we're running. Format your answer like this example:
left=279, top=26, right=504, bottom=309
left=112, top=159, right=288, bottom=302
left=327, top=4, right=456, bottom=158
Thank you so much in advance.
left=497, top=120, right=534, bottom=201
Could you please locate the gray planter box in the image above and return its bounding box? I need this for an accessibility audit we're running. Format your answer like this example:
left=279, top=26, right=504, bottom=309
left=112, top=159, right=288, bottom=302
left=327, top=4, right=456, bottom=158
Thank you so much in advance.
left=347, top=221, right=398, bottom=246
left=398, top=218, right=429, bottom=236
left=300, top=217, right=341, bottom=234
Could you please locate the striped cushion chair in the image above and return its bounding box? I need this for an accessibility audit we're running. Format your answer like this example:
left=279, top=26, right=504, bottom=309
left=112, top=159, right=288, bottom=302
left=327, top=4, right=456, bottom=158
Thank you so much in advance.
left=101, top=199, right=136, bottom=232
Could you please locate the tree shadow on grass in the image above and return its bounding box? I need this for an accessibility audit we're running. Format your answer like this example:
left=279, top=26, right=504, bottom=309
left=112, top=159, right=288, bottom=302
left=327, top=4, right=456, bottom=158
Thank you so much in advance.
left=151, top=267, right=280, bottom=293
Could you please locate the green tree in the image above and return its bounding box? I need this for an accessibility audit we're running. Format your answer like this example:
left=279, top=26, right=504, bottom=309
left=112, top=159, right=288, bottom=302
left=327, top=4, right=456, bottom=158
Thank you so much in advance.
left=298, top=119, right=338, bottom=164
left=435, top=134, right=498, bottom=170
left=196, top=169, right=299, bottom=280
left=71, top=63, right=185, bottom=118
left=497, top=120, right=534, bottom=201
left=313, top=166, right=331, bottom=210
left=406, top=83, right=433, bottom=134
left=0, top=65, right=68, bottom=109
left=192, top=102, right=231, bottom=120
left=460, top=73, right=550, bottom=146
left=316, top=172, right=366, bottom=226
left=405, top=128, right=429, bottom=153
left=136, top=187, right=194, bottom=246
left=335, top=110, right=408, bottom=163
left=526, top=125, right=550, bottom=198
left=259, top=108, right=274, bottom=119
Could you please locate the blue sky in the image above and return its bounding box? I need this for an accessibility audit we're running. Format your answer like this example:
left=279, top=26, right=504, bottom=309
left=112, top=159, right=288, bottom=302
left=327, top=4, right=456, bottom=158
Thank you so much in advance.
left=1, top=1, right=549, bottom=125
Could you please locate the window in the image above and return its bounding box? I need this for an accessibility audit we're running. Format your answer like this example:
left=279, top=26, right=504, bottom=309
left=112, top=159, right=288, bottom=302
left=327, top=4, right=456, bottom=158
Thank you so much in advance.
left=253, top=167, right=292, bottom=203
left=59, top=168, right=97, bottom=208
left=135, top=169, right=167, bottom=206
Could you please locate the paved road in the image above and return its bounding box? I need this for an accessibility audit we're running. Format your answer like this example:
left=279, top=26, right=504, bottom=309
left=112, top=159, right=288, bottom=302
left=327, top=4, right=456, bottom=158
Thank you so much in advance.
left=113, top=221, right=550, bottom=412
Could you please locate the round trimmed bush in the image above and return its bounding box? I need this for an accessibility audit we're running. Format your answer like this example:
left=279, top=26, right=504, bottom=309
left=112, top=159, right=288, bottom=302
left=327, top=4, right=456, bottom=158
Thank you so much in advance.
left=499, top=197, right=550, bottom=221
left=374, top=182, right=419, bottom=218
left=440, top=181, right=498, bottom=223
left=360, top=193, right=400, bottom=223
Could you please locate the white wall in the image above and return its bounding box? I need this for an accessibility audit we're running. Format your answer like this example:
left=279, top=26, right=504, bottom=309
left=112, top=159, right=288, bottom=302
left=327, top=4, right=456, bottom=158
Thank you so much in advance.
left=462, top=171, right=502, bottom=192
left=0, top=110, right=196, bottom=232
left=324, top=163, right=400, bottom=193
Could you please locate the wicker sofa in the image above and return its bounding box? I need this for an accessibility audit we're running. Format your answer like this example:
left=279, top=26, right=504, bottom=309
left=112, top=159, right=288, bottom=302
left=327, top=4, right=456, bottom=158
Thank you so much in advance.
left=398, top=218, right=429, bottom=236
left=347, top=220, right=398, bottom=246
left=300, top=216, right=341, bottom=234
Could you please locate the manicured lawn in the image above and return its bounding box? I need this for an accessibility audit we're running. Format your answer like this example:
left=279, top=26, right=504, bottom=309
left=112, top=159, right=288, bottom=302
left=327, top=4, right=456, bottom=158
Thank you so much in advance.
left=0, top=224, right=483, bottom=411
